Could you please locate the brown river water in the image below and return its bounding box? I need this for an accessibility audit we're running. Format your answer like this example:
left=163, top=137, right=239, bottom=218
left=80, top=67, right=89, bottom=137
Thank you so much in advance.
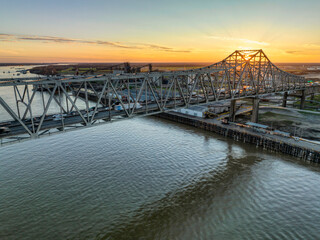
left=0, top=67, right=320, bottom=240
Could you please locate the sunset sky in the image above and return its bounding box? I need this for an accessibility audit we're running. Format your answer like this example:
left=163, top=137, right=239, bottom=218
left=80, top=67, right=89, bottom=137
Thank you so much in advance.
left=0, top=0, right=319, bottom=63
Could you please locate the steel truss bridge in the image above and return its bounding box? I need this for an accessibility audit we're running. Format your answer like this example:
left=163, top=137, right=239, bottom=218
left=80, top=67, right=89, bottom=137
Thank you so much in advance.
left=0, top=50, right=307, bottom=144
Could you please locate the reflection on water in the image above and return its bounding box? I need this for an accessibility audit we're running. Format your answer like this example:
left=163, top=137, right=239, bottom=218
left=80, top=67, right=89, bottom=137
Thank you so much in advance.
left=0, top=116, right=319, bottom=240
left=0, top=65, right=41, bottom=79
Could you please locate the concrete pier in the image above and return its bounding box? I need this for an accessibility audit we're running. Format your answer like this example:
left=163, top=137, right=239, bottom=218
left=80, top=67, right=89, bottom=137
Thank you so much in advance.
left=310, top=93, right=315, bottom=100
left=251, top=97, right=260, bottom=123
left=300, top=90, right=306, bottom=109
left=282, top=92, right=288, bottom=107
left=229, top=99, right=236, bottom=122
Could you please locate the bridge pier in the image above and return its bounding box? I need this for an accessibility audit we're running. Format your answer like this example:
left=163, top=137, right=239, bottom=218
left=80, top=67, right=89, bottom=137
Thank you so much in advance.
left=300, top=90, right=306, bottom=109
left=251, top=97, right=260, bottom=123
left=282, top=92, right=288, bottom=107
left=229, top=99, right=236, bottom=122
left=310, top=93, right=315, bottom=100
left=30, top=133, right=38, bottom=139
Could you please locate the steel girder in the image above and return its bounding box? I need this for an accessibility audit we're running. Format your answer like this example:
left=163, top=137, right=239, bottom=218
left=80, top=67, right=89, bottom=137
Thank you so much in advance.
left=0, top=50, right=307, bottom=144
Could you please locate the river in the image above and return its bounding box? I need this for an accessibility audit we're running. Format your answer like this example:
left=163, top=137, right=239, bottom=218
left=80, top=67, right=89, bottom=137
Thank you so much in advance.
left=0, top=67, right=320, bottom=240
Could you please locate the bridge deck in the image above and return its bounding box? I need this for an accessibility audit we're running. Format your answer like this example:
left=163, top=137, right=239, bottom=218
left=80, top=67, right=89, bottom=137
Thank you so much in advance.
left=0, top=50, right=310, bottom=144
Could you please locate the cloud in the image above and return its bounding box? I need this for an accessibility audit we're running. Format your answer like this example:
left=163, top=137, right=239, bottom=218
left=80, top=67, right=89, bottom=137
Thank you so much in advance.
left=15, top=35, right=136, bottom=49
left=0, top=33, right=16, bottom=42
left=18, top=36, right=73, bottom=42
left=0, top=33, right=191, bottom=53
left=143, top=44, right=172, bottom=50
left=95, top=40, right=137, bottom=49
left=142, top=43, right=191, bottom=53
left=286, top=50, right=302, bottom=54
left=208, top=36, right=269, bottom=46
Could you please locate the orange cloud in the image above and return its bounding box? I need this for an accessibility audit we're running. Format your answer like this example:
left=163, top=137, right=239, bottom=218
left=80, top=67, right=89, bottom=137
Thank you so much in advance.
left=0, top=33, right=191, bottom=53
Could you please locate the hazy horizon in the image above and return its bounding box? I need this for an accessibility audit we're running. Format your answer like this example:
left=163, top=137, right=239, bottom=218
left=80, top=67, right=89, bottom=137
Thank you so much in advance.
left=1, top=61, right=320, bottom=65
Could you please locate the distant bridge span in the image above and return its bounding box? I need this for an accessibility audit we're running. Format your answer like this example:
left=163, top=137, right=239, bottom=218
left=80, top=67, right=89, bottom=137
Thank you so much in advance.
left=0, top=50, right=312, bottom=144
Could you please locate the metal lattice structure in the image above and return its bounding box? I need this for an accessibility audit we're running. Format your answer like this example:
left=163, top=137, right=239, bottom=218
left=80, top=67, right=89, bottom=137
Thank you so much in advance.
left=0, top=50, right=307, bottom=143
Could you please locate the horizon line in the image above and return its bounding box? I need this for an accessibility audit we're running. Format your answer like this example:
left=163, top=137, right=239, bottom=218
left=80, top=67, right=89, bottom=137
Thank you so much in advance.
left=1, top=61, right=320, bottom=65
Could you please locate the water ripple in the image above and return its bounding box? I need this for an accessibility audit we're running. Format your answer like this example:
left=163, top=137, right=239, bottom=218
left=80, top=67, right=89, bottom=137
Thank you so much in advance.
left=0, top=117, right=319, bottom=240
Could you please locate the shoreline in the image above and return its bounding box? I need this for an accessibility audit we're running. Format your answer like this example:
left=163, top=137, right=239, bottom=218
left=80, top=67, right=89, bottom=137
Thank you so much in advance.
left=158, top=112, right=320, bottom=163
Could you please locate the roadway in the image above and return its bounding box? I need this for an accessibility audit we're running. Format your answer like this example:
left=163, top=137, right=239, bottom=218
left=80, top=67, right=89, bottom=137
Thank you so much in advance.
left=0, top=100, right=190, bottom=139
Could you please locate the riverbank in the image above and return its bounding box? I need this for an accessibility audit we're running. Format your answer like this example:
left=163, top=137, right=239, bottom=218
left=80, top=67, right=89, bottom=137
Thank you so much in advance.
left=158, top=112, right=320, bottom=163
left=235, top=106, right=320, bottom=141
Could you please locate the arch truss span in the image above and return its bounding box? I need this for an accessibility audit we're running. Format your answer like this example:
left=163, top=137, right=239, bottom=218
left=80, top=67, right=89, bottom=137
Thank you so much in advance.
left=0, top=49, right=307, bottom=143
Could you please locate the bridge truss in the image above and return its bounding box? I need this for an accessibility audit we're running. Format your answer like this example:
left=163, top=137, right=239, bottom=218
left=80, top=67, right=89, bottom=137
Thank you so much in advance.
left=0, top=50, right=306, bottom=143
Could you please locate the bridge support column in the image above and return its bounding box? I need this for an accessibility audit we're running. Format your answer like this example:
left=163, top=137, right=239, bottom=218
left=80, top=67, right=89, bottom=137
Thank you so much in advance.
left=310, top=93, right=315, bottom=100
left=282, top=92, right=288, bottom=107
left=229, top=99, right=236, bottom=122
left=30, top=133, right=38, bottom=139
left=251, top=97, right=260, bottom=123
left=300, top=90, right=306, bottom=109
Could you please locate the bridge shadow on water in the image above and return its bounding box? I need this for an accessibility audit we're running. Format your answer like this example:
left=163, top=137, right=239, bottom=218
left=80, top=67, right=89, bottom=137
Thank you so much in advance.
left=98, top=158, right=261, bottom=239
left=94, top=116, right=320, bottom=240
left=93, top=117, right=264, bottom=239
left=153, top=116, right=320, bottom=170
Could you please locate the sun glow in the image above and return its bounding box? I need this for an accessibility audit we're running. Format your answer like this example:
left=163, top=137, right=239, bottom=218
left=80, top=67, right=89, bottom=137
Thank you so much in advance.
left=240, top=50, right=258, bottom=61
